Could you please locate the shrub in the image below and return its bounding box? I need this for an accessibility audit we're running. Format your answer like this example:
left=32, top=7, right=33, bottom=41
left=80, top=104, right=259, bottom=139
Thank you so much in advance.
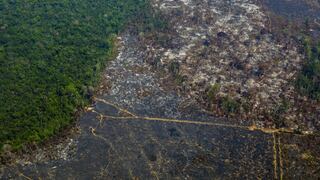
left=207, top=83, right=221, bottom=102
left=220, top=96, right=240, bottom=114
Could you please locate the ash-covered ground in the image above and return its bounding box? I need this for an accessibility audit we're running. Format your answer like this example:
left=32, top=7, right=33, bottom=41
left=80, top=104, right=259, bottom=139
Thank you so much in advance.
left=140, top=0, right=320, bottom=133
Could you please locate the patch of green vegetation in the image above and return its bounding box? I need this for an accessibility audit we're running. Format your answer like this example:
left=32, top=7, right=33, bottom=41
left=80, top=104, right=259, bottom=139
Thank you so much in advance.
left=296, top=37, right=320, bottom=100
left=169, top=61, right=180, bottom=76
left=207, top=83, right=221, bottom=102
left=220, top=96, right=240, bottom=114
left=0, top=0, right=161, bottom=152
left=207, top=85, right=241, bottom=115
left=174, top=74, right=185, bottom=85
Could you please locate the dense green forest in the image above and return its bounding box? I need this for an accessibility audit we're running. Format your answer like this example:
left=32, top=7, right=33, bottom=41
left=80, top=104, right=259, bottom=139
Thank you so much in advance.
left=0, top=0, right=163, bottom=152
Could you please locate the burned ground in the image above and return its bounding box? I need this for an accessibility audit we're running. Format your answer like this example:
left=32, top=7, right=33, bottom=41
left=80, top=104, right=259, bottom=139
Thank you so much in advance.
left=138, top=0, right=320, bottom=133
